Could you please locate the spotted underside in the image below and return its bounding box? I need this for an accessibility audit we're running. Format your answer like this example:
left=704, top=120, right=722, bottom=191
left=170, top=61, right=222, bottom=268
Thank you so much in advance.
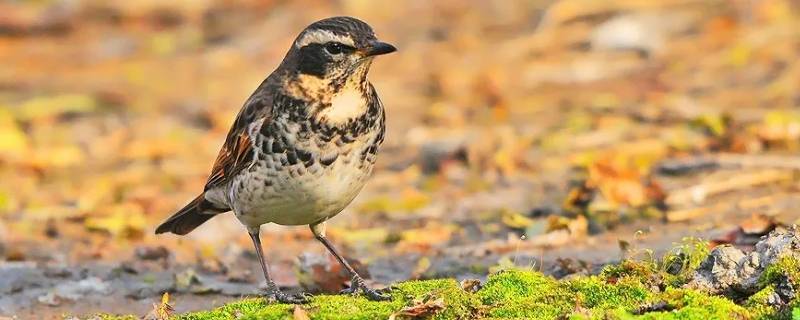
left=189, top=16, right=388, bottom=231
left=205, top=81, right=385, bottom=228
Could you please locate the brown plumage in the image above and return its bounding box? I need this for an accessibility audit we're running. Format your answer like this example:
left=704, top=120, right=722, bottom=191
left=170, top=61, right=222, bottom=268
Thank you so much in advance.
left=154, top=195, right=225, bottom=235
left=155, top=16, right=395, bottom=303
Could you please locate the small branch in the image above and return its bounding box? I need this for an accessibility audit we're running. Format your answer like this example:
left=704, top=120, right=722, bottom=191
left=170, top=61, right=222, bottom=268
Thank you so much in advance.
left=666, top=169, right=793, bottom=206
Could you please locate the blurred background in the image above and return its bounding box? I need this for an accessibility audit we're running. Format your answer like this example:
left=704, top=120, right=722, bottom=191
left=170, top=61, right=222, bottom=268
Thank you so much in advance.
left=1, top=0, right=799, bottom=317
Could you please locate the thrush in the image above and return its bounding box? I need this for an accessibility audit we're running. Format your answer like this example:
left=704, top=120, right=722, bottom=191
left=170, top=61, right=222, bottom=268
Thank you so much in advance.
left=155, top=16, right=396, bottom=303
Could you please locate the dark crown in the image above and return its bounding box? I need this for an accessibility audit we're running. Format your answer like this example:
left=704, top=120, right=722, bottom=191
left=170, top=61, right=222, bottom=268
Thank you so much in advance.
left=303, top=17, right=376, bottom=47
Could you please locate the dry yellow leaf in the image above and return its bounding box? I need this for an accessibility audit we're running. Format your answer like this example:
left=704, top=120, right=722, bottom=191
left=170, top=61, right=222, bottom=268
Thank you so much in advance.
left=85, top=203, right=146, bottom=238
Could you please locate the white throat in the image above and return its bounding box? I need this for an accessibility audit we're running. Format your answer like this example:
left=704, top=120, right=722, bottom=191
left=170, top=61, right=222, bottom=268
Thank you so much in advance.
left=318, top=87, right=366, bottom=124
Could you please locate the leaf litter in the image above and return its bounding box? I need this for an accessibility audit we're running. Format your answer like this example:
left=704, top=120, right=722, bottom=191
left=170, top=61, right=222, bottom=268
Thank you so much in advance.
left=0, top=0, right=799, bottom=318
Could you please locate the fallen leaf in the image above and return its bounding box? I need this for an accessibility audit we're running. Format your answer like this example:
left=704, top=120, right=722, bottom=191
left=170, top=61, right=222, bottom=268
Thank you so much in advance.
left=587, top=157, right=655, bottom=208
left=293, top=305, right=311, bottom=320
left=84, top=203, right=146, bottom=238
left=144, top=292, right=174, bottom=320
left=391, top=295, right=445, bottom=319
left=739, top=213, right=776, bottom=236
left=500, top=209, right=535, bottom=229
left=0, top=109, right=28, bottom=160
left=397, top=224, right=456, bottom=252
left=460, top=279, right=481, bottom=293
left=14, top=94, right=97, bottom=121
left=296, top=252, right=369, bottom=294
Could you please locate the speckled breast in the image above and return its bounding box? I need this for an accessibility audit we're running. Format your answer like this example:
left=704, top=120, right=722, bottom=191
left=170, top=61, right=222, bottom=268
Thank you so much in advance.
left=230, top=114, right=383, bottom=227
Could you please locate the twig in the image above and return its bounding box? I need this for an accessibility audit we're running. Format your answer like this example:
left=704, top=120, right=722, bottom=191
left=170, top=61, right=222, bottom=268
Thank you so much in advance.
left=658, top=154, right=800, bottom=176
left=666, top=203, right=728, bottom=222
left=666, top=169, right=793, bottom=206
left=714, top=153, right=800, bottom=170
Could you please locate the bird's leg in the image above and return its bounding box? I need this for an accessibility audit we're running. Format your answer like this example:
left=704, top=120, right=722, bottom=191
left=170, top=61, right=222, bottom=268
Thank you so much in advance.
left=249, top=229, right=309, bottom=304
left=310, top=223, right=391, bottom=301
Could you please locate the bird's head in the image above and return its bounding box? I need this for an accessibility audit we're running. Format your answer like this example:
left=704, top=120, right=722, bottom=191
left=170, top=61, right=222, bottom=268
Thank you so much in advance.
left=283, top=17, right=396, bottom=94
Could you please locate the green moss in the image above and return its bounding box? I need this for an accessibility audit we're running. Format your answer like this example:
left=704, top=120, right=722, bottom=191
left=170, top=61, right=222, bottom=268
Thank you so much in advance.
left=569, top=276, right=653, bottom=311
left=477, top=270, right=573, bottom=319
left=303, top=295, right=398, bottom=320
left=484, top=297, right=573, bottom=319
left=601, top=260, right=658, bottom=280
left=660, top=238, right=710, bottom=286
left=598, top=237, right=710, bottom=291
left=172, top=268, right=760, bottom=319
left=180, top=279, right=478, bottom=320
left=475, top=270, right=656, bottom=319
left=89, top=315, right=138, bottom=320
left=744, top=285, right=784, bottom=320
left=123, top=242, right=799, bottom=319
left=479, top=272, right=750, bottom=320
left=477, top=269, right=557, bottom=305
left=760, top=256, right=800, bottom=288
left=600, top=260, right=667, bottom=292
left=634, top=288, right=749, bottom=320
left=395, top=279, right=482, bottom=319
left=178, top=298, right=281, bottom=320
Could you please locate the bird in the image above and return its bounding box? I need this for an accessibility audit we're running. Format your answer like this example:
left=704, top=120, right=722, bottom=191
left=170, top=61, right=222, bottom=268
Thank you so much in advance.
left=155, top=16, right=396, bottom=303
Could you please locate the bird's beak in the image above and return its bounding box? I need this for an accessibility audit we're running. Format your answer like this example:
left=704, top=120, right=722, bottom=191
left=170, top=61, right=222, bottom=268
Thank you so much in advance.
left=363, top=41, right=397, bottom=56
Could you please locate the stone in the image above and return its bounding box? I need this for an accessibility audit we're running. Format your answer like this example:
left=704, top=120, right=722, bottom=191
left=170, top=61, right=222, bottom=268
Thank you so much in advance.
left=686, top=226, right=800, bottom=295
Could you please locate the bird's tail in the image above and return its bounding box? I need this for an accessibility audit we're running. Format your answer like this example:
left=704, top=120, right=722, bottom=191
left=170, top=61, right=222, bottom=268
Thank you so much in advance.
left=155, top=194, right=227, bottom=235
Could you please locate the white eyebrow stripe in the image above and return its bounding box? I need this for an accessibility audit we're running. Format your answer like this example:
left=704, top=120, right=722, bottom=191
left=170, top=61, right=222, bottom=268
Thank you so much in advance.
left=295, top=29, right=355, bottom=48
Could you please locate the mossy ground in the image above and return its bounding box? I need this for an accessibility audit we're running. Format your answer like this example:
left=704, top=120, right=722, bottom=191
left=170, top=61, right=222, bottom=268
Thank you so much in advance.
left=97, top=240, right=800, bottom=320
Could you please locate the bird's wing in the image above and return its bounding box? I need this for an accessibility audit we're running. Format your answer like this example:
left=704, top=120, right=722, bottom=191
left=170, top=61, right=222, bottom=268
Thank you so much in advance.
left=204, top=82, right=274, bottom=191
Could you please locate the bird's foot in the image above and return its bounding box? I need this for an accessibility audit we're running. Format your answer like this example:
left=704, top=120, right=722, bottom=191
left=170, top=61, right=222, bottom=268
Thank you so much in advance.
left=340, top=276, right=392, bottom=301
left=265, top=288, right=310, bottom=304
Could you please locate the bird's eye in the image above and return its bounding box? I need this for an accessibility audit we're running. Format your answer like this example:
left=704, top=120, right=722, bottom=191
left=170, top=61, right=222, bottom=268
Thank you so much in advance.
left=324, top=42, right=353, bottom=55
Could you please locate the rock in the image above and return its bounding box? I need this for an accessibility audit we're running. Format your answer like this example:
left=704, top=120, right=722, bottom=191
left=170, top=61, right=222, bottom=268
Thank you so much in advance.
left=43, top=266, right=73, bottom=278
left=53, top=277, right=111, bottom=300
left=0, top=262, right=44, bottom=295
left=418, top=139, right=466, bottom=174
left=119, top=272, right=175, bottom=299
left=174, top=269, right=208, bottom=293
left=135, top=246, right=170, bottom=261
left=459, top=279, right=482, bottom=293
left=686, top=226, right=800, bottom=295
left=226, top=268, right=253, bottom=283
left=37, top=292, right=61, bottom=306
left=753, top=226, right=800, bottom=263
left=194, top=275, right=258, bottom=296
left=34, top=276, right=113, bottom=306
left=686, top=245, right=749, bottom=295
left=549, top=258, right=593, bottom=279
left=773, top=274, right=795, bottom=305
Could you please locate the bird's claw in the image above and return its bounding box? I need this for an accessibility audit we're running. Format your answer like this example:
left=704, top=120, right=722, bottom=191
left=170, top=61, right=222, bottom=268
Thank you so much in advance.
left=376, top=285, right=396, bottom=294
left=265, top=289, right=311, bottom=304
left=339, top=286, right=357, bottom=295
left=340, top=277, right=392, bottom=301
left=362, top=287, right=391, bottom=301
